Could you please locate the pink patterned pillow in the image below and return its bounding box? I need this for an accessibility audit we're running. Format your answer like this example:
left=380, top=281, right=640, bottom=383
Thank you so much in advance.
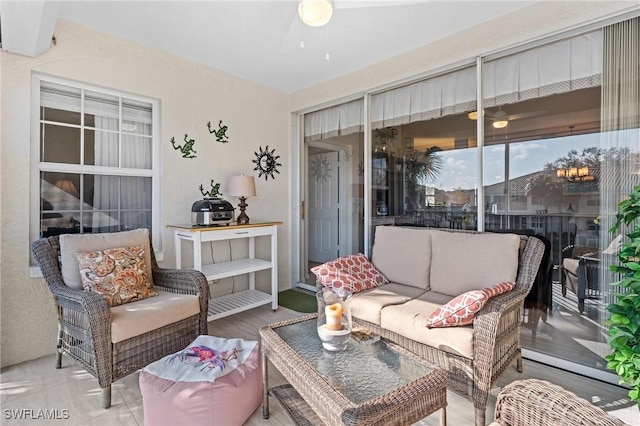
left=425, top=290, right=487, bottom=328
left=75, top=245, right=157, bottom=307
left=311, top=253, right=389, bottom=294
left=482, top=281, right=515, bottom=298
left=426, top=282, right=515, bottom=328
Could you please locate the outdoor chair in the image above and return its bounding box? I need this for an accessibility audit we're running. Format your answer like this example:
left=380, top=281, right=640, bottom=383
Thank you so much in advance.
left=31, top=230, right=209, bottom=408
left=492, top=378, right=628, bottom=425
left=561, top=244, right=603, bottom=313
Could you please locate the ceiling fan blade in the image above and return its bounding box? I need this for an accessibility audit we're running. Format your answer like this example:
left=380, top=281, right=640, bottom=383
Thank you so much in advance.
left=279, top=13, right=305, bottom=54
left=334, top=0, right=428, bottom=9
left=507, top=111, right=548, bottom=121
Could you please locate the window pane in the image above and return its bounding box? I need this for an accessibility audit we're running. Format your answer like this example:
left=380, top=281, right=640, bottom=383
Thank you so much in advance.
left=84, top=129, right=119, bottom=167
left=123, top=98, right=152, bottom=137
left=121, top=211, right=152, bottom=231
left=121, top=176, right=152, bottom=209
left=122, top=135, right=152, bottom=169
left=40, top=106, right=81, bottom=126
left=41, top=124, right=81, bottom=164
left=85, top=174, right=119, bottom=210
left=82, top=211, right=120, bottom=233
left=85, top=90, right=119, bottom=129
left=40, top=172, right=81, bottom=237
left=40, top=82, right=81, bottom=124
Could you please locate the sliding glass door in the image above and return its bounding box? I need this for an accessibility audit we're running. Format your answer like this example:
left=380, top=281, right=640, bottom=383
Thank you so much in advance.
left=298, top=15, right=639, bottom=382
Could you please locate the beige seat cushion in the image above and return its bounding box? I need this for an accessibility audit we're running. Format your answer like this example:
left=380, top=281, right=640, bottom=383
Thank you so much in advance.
left=381, top=293, right=475, bottom=359
left=563, top=257, right=579, bottom=275
left=60, top=228, right=154, bottom=290
left=348, top=283, right=426, bottom=325
left=371, top=226, right=432, bottom=290
left=111, top=290, right=200, bottom=343
left=429, top=230, right=520, bottom=297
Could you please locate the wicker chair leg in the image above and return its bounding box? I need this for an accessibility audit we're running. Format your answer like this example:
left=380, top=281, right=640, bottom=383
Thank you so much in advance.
left=55, top=351, right=62, bottom=369
left=102, top=386, right=111, bottom=409
left=474, top=407, right=485, bottom=426
left=516, top=354, right=523, bottom=372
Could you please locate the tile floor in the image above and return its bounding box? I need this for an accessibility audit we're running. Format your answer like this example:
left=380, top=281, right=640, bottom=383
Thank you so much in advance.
left=1, top=305, right=638, bottom=425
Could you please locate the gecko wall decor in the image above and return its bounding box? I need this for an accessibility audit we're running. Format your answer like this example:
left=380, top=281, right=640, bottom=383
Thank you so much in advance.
left=199, top=180, right=222, bottom=199
left=206, top=120, right=230, bottom=143
left=171, top=134, right=197, bottom=159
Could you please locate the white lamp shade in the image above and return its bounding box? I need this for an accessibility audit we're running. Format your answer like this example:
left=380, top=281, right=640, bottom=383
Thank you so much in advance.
left=298, top=0, right=333, bottom=27
left=227, top=175, right=256, bottom=197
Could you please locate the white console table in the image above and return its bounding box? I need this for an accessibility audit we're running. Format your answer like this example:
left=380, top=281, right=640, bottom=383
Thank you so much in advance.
left=168, top=221, right=282, bottom=321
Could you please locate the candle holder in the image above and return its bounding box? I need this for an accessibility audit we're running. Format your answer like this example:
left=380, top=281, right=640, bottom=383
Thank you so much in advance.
left=316, top=289, right=352, bottom=351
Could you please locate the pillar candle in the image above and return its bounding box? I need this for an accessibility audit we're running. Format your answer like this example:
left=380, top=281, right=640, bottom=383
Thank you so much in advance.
left=325, top=303, right=343, bottom=331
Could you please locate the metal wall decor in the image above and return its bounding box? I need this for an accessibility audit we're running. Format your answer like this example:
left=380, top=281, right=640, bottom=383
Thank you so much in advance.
left=171, top=134, right=197, bottom=158
left=207, top=120, right=230, bottom=143
left=252, top=145, right=282, bottom=180
left=199, top=180, right=222, bottom=198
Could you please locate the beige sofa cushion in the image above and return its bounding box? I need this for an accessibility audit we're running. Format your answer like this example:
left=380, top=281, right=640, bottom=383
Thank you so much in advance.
left=111, top=290, right=200, bottom=343
left=348, top=283, right=426, bottom=325
left=371, top=226, right=432, bottom=290
left=429, top=230, right=520, bottom=296
left=381, top=294, right=475, bottom=359
left=60, top=228, right=154, bottom=290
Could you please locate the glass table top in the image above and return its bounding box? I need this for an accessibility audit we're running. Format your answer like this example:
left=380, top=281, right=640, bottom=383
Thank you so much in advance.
left=273, top=318, right=433, bottom=404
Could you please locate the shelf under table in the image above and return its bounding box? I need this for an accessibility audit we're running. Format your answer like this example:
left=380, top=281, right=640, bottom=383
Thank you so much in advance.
left=200, top=258, right=272, bottom=280
left=207, top=289, right=273, bottom=321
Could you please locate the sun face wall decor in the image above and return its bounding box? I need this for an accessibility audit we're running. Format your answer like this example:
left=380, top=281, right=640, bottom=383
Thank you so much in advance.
left=252, top=145, right=282, bottom=180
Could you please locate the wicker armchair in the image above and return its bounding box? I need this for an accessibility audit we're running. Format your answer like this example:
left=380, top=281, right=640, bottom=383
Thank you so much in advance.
left=32, top=234, right=209, bottom=408
left=493, top=379, right=628, bottom=425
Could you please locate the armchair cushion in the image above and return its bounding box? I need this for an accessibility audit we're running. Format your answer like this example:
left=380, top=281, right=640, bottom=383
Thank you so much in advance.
left=311, top=253, right=389, bottom=294
left=111, top=290, right=200, bottom=343
left=60, top=228, right=154, bottom=290
left=75, top=245, right=157, bottom=307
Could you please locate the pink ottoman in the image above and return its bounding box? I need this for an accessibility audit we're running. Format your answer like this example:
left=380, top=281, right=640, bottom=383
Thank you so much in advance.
left=139, top=336, right=261, bottom=426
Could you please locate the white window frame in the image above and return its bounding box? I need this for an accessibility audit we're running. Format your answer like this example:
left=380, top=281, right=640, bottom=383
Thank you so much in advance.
left=29, top=73, right=163, bottom=276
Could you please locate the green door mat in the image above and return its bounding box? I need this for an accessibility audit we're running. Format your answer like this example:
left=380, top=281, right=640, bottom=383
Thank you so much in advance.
left=278, top=289, right=317, bottom=313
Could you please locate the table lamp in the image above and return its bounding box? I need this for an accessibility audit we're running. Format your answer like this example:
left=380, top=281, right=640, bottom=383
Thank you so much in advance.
left=227, top=175, right=256, bottom=224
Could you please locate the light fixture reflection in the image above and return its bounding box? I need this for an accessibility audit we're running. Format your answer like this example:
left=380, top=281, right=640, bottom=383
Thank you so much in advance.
left=493, top=120, right=508, bottom=129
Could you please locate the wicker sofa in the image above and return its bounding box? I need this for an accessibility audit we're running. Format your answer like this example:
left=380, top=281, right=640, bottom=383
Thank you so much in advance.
left=345, top=226, right=545, bottom=426
left=492, top=379, right=628, bottom=425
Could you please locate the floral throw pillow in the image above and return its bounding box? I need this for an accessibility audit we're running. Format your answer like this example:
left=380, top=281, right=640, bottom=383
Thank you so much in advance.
left=75, top=245, right=157, bottom=307
left=311, top=253, right=389, bottom=294
left=426, top=281, right=515, bottom=328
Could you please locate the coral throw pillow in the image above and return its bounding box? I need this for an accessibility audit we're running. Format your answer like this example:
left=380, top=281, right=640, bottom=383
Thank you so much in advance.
left=75, top=245, right=157, bottom=307
left=311, top=253, right=389, bottom=294
left=426, top=281, right=515, bottom=328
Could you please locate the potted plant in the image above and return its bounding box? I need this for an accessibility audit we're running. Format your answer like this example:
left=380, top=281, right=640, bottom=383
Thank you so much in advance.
left=606, top=185, right=640, bottom=407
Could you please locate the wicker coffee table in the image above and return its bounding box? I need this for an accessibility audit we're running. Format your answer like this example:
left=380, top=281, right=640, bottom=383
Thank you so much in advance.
left=260, top=314, right=448, bottom=425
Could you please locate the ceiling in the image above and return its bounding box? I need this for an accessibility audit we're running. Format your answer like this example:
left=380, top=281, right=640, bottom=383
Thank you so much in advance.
left=1, top=1, right=536, bottom=93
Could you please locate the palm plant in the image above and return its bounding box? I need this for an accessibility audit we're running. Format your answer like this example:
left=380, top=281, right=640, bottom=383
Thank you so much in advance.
left=404, top=146, right=443, bottom=211
left=606, top=185, right=640, bottom=407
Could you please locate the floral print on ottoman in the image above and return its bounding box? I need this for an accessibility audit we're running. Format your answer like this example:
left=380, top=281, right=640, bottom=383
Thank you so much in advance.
left=75, top=245, right=157, bottom=306
left=311, top=253, right=389, bottom=294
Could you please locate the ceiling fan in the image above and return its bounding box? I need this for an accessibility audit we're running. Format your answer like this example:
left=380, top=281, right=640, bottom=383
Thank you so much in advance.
left=282, top=0, right=426, bottom=53
left=470, top=107, right=548, bottom=128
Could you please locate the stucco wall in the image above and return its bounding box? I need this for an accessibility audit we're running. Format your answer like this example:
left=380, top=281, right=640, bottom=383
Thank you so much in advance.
left=0, top=19, right=291, bottom=367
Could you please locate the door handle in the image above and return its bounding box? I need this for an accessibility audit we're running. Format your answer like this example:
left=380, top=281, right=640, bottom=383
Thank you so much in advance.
left=301, top=200, right=305, bottom=220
